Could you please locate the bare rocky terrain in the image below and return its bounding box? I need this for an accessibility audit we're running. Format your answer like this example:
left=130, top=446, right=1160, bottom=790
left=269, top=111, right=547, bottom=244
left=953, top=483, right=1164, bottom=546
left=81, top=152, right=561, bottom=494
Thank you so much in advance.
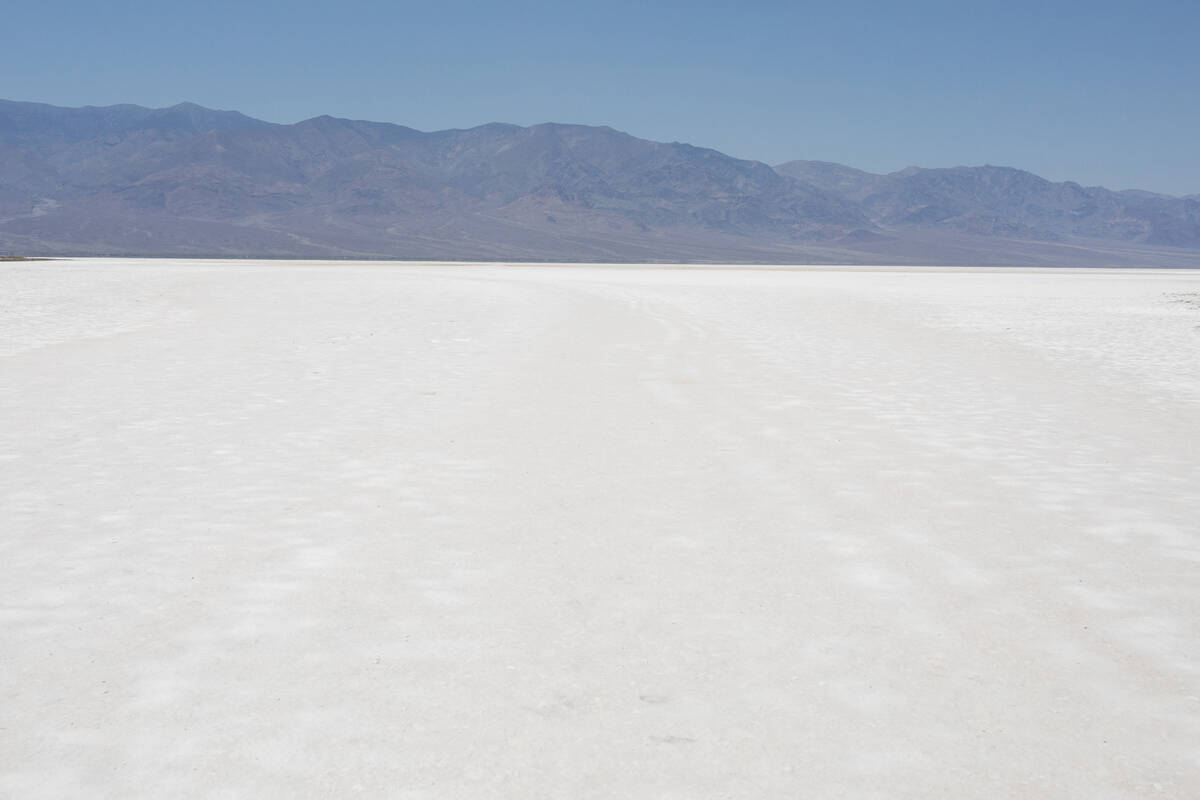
left=1, top=100, right=1197, bottom=265
left=776, top=160, right=1200, bottom=248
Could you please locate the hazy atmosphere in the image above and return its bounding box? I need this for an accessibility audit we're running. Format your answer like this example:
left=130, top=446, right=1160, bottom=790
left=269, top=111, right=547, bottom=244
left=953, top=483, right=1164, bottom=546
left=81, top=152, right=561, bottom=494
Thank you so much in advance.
left=4, top=0, right=1199, bottom=194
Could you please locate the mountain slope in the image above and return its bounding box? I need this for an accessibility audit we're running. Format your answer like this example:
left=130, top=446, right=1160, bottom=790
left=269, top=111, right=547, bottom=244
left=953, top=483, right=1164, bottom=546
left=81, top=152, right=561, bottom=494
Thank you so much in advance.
left=0, top=101, right=868, bottom=260
left=776, top=160, right=1200, bottom=248
left=1, top=100, right=1197, bottom=264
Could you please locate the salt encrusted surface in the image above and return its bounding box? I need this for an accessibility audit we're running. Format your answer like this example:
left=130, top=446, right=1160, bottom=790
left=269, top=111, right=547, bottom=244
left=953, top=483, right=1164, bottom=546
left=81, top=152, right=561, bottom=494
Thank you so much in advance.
left=3, top=260, right=1199, bottom=797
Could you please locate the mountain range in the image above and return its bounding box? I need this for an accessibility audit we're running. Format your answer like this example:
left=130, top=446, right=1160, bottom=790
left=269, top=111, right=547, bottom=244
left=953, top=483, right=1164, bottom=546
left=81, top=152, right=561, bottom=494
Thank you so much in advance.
left=1, top=99, right=1197, bottom=266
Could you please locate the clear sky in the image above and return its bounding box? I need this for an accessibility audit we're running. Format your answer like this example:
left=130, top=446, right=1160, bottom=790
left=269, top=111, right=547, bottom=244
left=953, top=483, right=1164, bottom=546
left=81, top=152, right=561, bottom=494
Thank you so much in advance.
left=6, top=0, right=1197, bottom=194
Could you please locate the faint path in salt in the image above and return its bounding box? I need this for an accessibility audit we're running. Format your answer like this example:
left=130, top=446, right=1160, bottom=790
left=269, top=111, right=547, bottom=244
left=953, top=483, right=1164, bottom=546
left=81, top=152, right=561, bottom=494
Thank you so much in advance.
left=2, top=259, right=1198, bottom=797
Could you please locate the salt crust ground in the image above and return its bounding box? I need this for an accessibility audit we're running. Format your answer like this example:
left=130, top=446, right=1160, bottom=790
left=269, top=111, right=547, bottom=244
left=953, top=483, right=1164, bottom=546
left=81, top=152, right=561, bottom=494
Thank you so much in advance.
left=2, top=259, right=1199, bottom=797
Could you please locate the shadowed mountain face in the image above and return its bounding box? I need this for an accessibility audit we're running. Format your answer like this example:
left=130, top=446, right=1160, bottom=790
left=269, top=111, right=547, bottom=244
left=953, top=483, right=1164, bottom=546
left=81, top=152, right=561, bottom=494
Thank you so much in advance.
left=775, top=160, right=1200, bottom=248
left=1, top=99, right=1197, bottom=265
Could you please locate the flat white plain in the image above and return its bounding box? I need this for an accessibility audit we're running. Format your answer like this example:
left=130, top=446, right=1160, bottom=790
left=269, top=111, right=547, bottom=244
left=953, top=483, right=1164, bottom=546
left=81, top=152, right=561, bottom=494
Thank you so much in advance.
left=2, top=259, right=1199, bottom=797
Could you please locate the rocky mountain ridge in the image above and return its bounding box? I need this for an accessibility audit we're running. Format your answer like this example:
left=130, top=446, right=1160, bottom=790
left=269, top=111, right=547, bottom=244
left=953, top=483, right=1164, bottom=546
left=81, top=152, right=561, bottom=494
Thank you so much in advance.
left=2, top=99, right=1196, bottom=266
left=775, top=160, right=1200, bottom=248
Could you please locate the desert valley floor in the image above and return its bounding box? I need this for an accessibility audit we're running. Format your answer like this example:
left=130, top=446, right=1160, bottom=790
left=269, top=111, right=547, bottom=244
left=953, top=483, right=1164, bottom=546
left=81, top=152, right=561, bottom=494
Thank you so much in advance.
left=2, top=259, right=1199, bottom=797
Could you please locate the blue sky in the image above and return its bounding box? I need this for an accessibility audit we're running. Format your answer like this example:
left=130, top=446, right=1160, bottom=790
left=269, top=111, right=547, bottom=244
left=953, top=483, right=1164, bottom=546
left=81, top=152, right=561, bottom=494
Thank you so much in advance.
left=6, top=0, right=1197, bottom=194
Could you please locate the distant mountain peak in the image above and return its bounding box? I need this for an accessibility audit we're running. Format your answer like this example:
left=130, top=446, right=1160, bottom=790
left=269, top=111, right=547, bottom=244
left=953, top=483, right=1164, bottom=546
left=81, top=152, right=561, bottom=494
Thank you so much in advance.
left=1, top=99, right=1197, bottom=264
